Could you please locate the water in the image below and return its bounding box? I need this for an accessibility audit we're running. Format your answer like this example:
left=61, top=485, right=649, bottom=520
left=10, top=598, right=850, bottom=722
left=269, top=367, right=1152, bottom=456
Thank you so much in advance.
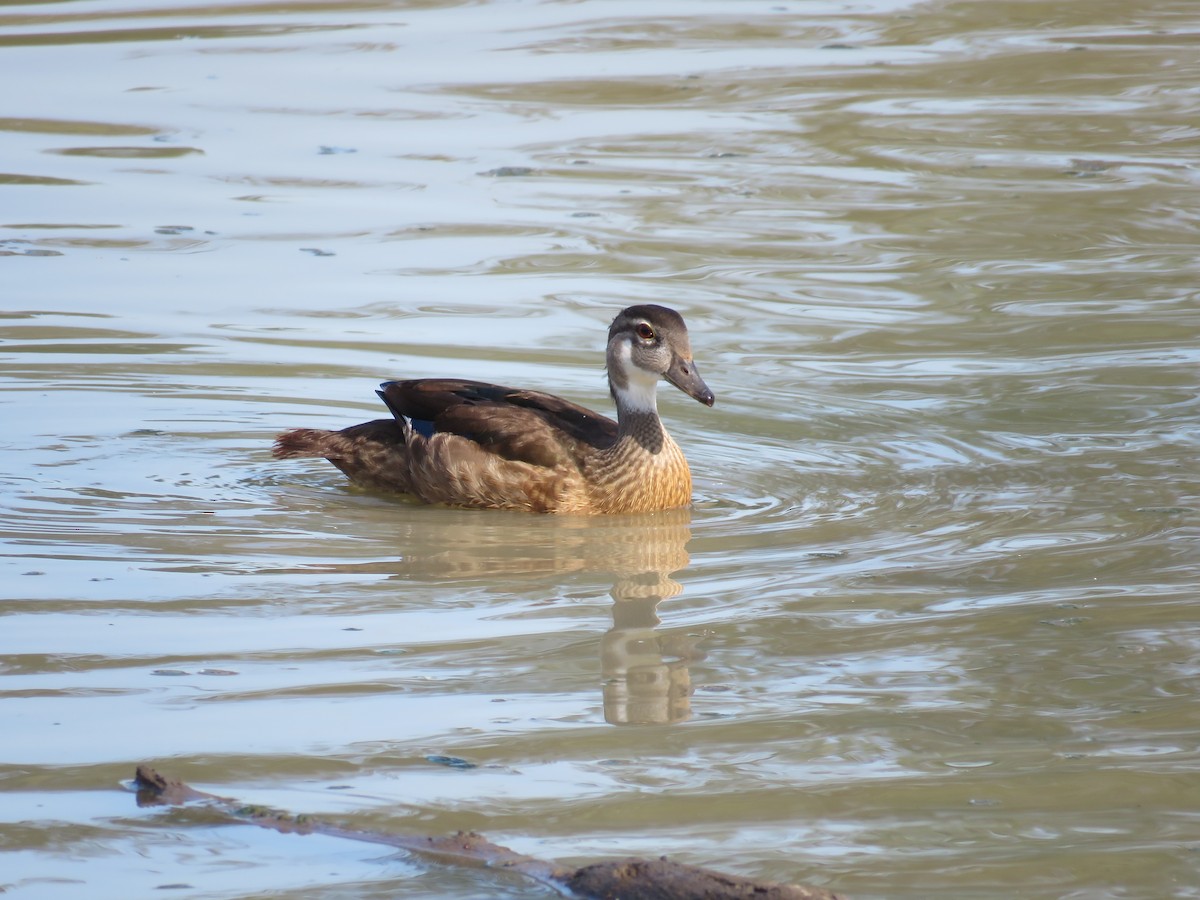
left=2, top=1, right=1199, bottom=898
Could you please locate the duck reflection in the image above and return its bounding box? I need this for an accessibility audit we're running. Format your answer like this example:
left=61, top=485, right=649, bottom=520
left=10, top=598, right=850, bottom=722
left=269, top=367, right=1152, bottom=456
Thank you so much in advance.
left=597, top=508, right=704, bottom=726
left=602, top=589, right=699, bottom=726
left=278, top=503, right=702, bottom=726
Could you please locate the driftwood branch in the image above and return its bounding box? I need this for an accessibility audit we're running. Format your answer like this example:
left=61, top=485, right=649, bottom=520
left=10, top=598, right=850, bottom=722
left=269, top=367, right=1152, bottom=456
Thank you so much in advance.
left=133, top=765, right=844, bottom=900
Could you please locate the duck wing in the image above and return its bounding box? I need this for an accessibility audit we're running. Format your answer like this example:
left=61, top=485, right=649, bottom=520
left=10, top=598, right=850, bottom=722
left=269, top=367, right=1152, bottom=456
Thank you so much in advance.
left=376, top=379, right=619, bottom=468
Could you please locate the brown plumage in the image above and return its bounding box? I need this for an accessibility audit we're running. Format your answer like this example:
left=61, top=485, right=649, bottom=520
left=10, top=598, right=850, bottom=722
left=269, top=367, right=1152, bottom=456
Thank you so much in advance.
left=272, top=305, right=715, bottom=514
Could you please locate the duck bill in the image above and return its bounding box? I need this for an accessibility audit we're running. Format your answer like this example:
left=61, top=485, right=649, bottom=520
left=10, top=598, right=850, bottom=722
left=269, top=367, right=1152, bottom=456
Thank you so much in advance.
left=666, top=356, right=715, bottom=407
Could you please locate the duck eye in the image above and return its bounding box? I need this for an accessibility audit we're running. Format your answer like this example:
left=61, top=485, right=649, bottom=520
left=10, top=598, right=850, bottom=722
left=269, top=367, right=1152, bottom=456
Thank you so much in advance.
left=635, top=323, right=655, bottom=341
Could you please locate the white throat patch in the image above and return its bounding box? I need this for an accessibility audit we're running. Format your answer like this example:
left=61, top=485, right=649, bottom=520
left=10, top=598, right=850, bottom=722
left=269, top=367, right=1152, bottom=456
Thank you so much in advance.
left=610, top=339, right=660, bottom=414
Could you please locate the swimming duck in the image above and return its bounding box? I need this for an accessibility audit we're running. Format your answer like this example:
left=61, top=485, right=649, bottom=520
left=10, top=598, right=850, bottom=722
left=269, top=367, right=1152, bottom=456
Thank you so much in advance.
left=272, top=304, right=714, bottom=514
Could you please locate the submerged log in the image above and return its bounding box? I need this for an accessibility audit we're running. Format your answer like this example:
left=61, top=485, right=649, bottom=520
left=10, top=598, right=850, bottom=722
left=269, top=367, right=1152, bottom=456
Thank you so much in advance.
left=565, top=856, right=839, bottom=899
left=132, top=765, right=843, bottom=900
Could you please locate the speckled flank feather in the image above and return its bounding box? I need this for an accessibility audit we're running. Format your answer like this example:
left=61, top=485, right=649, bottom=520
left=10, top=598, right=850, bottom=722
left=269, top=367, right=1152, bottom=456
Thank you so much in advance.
left=272, top=305, right=714, bottom=515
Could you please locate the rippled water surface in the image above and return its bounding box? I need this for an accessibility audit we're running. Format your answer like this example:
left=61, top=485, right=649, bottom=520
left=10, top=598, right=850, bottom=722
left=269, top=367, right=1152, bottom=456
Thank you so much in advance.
left=3, top=1, right=1199, bottom=898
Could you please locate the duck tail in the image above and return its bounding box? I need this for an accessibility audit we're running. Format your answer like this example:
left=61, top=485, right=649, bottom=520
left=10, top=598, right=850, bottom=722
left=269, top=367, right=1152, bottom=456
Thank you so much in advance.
left=272, top=428, right=335, bottom=459
left=273, top=421, right=415, bottom=495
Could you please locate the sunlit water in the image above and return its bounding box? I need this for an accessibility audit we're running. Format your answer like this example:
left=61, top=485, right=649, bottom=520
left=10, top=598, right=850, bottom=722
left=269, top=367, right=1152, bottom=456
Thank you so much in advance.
left=2, top=1, right=1199, bottom=898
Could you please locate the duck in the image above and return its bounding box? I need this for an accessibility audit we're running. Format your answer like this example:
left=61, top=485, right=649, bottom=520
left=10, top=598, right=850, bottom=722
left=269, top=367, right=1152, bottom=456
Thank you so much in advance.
left=272, top=304, right=714, bottom=514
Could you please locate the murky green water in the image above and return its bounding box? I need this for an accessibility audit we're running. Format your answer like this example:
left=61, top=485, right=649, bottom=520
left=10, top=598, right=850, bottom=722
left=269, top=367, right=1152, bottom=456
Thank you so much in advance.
left=3, top=1, right=1199, bottom=898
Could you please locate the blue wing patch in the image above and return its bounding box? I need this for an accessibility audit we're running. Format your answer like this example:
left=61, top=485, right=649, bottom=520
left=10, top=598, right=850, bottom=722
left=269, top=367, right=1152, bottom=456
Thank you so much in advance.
left=409, top=417, right=436, bottom=439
